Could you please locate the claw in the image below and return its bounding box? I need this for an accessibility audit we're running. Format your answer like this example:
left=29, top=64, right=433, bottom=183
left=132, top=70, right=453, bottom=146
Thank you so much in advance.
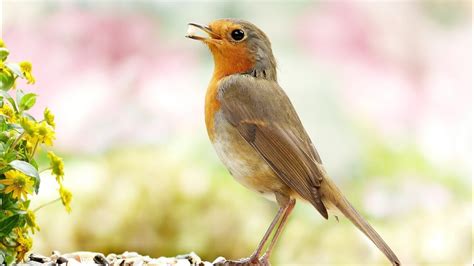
left=259, top=254, right=270, bottom=266
left=213, top=256, right=271, bottom=266
left=249, top=253, right=259, bottom=264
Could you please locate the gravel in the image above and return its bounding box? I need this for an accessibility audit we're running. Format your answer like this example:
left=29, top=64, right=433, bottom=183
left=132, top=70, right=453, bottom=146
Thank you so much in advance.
left=18, top=251, right=264, bottom=266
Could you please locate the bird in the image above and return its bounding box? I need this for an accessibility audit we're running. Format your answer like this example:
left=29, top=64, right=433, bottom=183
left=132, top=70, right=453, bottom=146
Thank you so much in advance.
left=186, top=19, right=400, bottom=266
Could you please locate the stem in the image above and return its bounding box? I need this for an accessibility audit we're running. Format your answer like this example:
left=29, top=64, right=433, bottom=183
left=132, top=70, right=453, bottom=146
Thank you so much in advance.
left=29, top=139, right=39, bottom=159
left=39, top=167, right=52, bottom=174
left=33, top=198, right=60, bottom=212
left=0, top=239, right=15, bottom=248
left=9, top=131, right=25, bottom=151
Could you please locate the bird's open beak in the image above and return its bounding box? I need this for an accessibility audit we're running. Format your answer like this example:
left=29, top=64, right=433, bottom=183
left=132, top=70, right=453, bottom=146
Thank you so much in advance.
left=186, top=23, right=220, bottom=41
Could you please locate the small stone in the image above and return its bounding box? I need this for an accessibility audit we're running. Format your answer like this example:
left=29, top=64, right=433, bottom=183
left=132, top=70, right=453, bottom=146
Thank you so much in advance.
left=212, top=257, right=226, bottom=264
left=51, top=251, right=61, bottom=262
left=112, top=258, right=124, bottom=266
left=63, top=252, right=101, bottom=264
left=146, top=261, right=164, bottom=266
left=65, top=258, right=82, bottom=266
left=57, top=256, right=69, bottom=264
left=176, top=259, right=192, bottom=266
left=106, top=253, right=117, bottom=261
left=141, top=255, right=152, bottom=263
left=176, top=252, right=201, bottom=264
left=133, top=260, right=144, bottom=266
left=123, top=256, right=144, bottom=266
left=25, top=261, right=44, bottom=266
left=28, top=253, right=51, bottom=263
left=94, top=254, right=109, bottom=265
left=148, top=257, right=177, bottom=266
left=122, top=251, right=139, bottom=258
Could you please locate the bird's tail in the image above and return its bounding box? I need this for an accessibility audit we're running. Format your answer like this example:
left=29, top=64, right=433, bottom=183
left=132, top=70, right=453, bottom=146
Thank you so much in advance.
left=324, top=179, right=401, bottom=266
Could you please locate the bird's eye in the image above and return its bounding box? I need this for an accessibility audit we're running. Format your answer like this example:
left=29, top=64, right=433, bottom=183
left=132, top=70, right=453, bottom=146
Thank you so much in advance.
left=231, top=29, right=245, bottom=41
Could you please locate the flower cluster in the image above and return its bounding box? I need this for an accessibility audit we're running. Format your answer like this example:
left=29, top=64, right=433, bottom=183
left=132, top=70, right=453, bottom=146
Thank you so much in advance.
left=0, top=39, right=71, bottom=264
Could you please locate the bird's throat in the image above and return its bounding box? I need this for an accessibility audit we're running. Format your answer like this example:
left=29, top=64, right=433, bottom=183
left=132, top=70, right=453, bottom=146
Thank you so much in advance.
left=209, top=45, right=254, bottom=79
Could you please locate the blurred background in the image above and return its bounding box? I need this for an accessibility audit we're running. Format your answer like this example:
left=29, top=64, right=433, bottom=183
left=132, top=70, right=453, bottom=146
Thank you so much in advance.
left=3, top=1, right=472, bottom=265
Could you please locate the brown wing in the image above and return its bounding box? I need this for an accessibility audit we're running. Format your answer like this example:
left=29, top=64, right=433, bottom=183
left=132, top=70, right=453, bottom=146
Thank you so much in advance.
left=218, top=75, right=328, bottom=219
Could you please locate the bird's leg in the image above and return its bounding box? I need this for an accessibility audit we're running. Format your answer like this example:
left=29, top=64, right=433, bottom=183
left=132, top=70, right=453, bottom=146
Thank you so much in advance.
left=248, top=204, right=286, bottom=264
left=260, top=198, right=296, bottom=262
left=220, top=196, right=295, bottom=266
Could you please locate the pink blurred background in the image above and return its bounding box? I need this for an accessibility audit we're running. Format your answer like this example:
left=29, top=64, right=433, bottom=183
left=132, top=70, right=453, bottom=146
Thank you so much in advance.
left=3, top=1, right=471, bottom=265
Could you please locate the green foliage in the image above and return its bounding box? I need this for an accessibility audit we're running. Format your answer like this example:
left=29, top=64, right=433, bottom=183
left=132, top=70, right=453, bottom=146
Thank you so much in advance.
left=0, top=39, right=71, bottom=264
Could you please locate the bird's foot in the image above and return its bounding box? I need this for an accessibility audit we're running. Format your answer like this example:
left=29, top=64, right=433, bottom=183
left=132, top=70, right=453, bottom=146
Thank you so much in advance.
left=259, top=253, right=270, bottom=265
left=213, top=255, right=270, bottom=266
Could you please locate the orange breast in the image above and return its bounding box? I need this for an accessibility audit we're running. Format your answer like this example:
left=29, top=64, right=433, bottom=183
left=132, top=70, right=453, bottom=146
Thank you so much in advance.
left=205, top=77, right=221, bottom=141
left=205, top=42, right=254, bottom=142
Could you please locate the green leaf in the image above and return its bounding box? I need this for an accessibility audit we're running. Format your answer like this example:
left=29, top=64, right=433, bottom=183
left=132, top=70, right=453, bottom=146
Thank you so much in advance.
left=19, top=93, right=37, bottom=111
left=0, top=118, right=7, bottom=133
left=0, top=195, right=15, bottom=210
left=0, top=48, right=9, bottom=61
left=8, top=160, right=38, bottom=175
left=17, top=214, right=26, bottom=228
left=9, top=160, right=40, bottom=193
left=0, top=132, right=8, bottom=144
left=0, top=91, right=17, bottom=112
left=0, top=214, right=20, bottom=237
left=0, top=167, right=8, bottom=176
left=5, top=253, right=14, bottom=265
left=0, top=251, right=5, bottom=265
left=0, top=72, right=15, bottom=91
left=3, top=151, right=17, bottom=164
left=29, top=158, right=38, bottom=169
left=16, top=89, right=24, bottom=106
left=22, top=112, right=36, bottom=121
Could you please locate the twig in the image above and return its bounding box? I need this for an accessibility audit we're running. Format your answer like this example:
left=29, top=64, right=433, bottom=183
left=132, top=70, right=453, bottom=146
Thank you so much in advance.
left=33, top=198, right=60, bottom=212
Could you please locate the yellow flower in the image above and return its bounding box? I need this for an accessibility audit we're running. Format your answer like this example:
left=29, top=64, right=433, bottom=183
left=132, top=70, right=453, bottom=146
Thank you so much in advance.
left=37, top=121, right=55, bottom=146
left=0, top=61, right=12, bottom=75
left=26, top=210, right=40, bottom=233
left=43, top=108, right=55, bottom=128
left=0, top=170, right=34, bottom=200
left=20, top=118, right=56, bottom=149
left=0, top=103, right=17, bottom=123
left=0, top=39, right=5, bottom=48
left=20, top=117, right=38, bottom=136
left=14, top=228, right=32, bottom=261
left=19, top=61, right=35, bottom=84
left=59, top=185, right=72, bottom=213
left=47, top=151, right=64, bottom=182
left=20, top=117, right=40, bottom=152
left=24, top=138, right=37, bottom=154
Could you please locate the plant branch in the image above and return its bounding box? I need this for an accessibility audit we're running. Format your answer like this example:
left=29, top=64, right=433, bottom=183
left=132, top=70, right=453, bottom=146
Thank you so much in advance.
left=39, top=167, right=52, bottom=174
left=29, top=139, right=39, bottom=159
left=33, top=198, right=60, bottom=212
left=9, top=131, right=25, bottom=152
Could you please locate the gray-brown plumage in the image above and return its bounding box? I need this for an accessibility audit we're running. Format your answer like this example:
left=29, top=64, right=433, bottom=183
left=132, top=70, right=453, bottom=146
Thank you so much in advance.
left=187, top=18, right=401, bottom=266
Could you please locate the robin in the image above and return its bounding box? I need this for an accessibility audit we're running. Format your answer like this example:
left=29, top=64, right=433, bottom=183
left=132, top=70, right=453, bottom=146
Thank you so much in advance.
left=186, top=19, right=400, bottom=266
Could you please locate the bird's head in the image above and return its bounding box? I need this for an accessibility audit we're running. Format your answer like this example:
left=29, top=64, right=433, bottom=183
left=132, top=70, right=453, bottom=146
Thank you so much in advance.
left=187, top=19, right=277, bottom=80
